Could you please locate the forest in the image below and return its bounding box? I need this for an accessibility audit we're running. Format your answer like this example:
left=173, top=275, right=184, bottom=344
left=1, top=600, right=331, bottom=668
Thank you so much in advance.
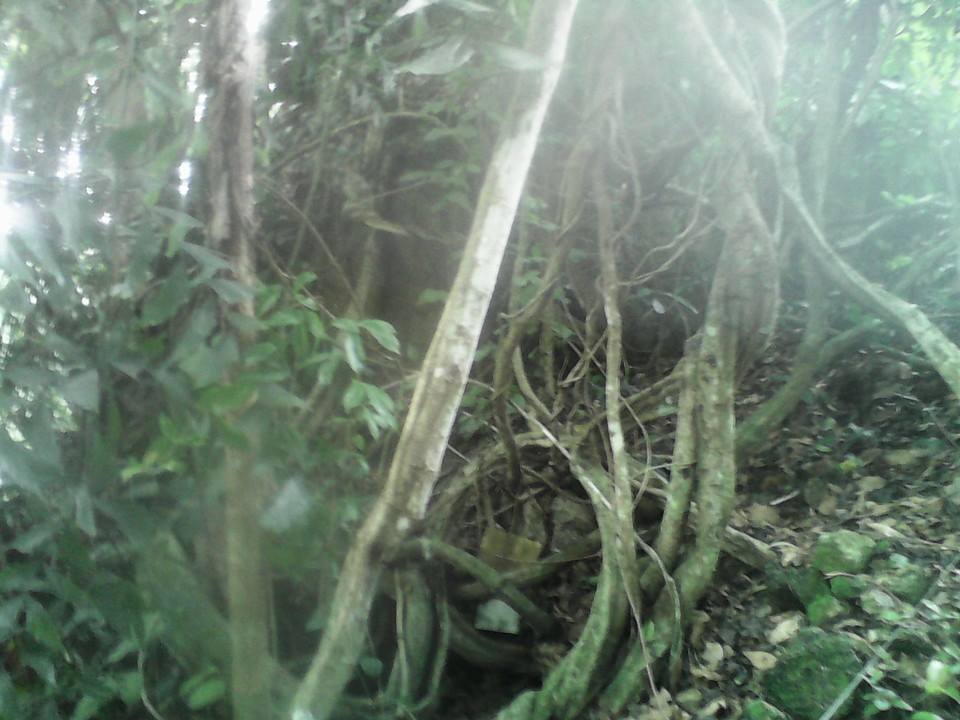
left=1, top=1, right=959, bottom=719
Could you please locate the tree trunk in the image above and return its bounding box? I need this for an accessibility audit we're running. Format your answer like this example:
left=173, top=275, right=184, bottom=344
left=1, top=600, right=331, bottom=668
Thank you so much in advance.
left=289, top=2, right=581, bottom=717
left=204, top=1, right=272, bottom=718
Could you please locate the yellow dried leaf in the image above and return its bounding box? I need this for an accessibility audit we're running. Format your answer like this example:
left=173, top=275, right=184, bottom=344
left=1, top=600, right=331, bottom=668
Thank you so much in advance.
left=701, top=641, right=724, bottom=669
left=744, top=650, right=778, bottom=671
left=746, top=503, right=780, bottom=526
left=767, top=615, right=802, bottom=644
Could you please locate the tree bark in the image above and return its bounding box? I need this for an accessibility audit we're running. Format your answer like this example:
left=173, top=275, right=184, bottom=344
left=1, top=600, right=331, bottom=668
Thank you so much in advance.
left=204, top=1, right=271, bottom=718
left=289, top=2, right=581, bottom=717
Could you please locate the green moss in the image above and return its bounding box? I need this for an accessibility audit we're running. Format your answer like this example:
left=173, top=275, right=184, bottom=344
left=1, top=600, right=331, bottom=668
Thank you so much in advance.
left=811, top=530, right=876, bottom=574
left=762, top=629, right=861, bottom=720
left=766, top=564, right=830, bottom=608
left=806, top=595, right=848, bottom=626
left=743, top=699, right=788, bottom=720
left=874, top=554, right=930, bottom=604
left=830, top=575, right=867, bottom=600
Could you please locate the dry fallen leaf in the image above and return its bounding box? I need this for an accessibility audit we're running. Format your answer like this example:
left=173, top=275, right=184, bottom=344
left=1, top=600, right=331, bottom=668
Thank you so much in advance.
left=884, top=448, right=927, bottom=467
left=767, top=614, right=802, bottom=645
left=696, top=697, right=728, bottom=718
left=746, top=503, right=780, bottom=526
left=858, top=475, right=887, bottom=492
left=744, top=650, right=778, bottom=671
left=701, top=641, right=724, bottom=669
left=865, top=520, right=907, bottom=539
left=817, top=495, right=839, bottom=515
left=689, top=665, right=723, bottom=682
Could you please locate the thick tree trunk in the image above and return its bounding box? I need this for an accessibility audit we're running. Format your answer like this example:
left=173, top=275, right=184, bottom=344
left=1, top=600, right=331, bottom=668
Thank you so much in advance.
left=289, top=2, right=580, bottom=717
left=204, top=1, right=271, bottom=718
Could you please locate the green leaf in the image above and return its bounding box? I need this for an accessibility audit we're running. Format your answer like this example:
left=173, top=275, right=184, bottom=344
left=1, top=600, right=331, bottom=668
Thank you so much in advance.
left=72, top=694, right=106, bottom=720
left=22, top=650, right=56, bottom=686
left=267, top=309, right=304, bottom=327
left=259, top=384, right=306, bottom=410
left=26, top=601, right=64, bottom=653
left=924, top=659, right=957, bottom=696
left=343, top=379, right=366, bottom=411
left=11, top=524, right=56, bottom=554
left=153, top=207, right=203, bottom=256
left=207, top=278, right=254, bottom=304
left=181, top=671, right=227, bottom=710
left=0, top=598, right=24, bottom=640
left=199, top=382, right=257, bottom=412
left=182, top=241, right=232, bottom=274
left=364, top=384, right=395, bottom=416
left=178, top=345, right=223, bottom=387
left=911, top=712, right=946, bottom=720
left=75, top=487, right=97, bottom=537
left=293, top=271, right=318, bottom=292
left=60, top=370, right=100, bottom=411
left=106, top=637, right=140, bottom=665
left=227, top=311, right=265, bottom=334
left=140, top=264, right=192, bottom=326
left=106, top=122, right=154, bottom=164
left=342, top=333, right=365, bottom=373
left=258, top=284, right=283, bottom=315
left=396, top=36, right=474, bottom=76
left=359, top=656, right=384, bottom=677
left=359, top=319, right=400, bottom=354
left=306, top=312, right=327, bottom=339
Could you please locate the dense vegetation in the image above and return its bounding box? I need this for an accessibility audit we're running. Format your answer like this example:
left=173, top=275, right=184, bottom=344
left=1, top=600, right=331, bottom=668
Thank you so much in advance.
left=1, top=1, right=959, bottom=718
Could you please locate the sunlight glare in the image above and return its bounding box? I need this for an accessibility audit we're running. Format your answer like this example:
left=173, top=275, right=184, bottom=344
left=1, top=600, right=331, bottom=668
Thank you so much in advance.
left=0, top=114, right=13, bottom=145
left=178, top=161, right=192, bottom=197
left=56, top=144, right=82, bottom=179
left=0, top=181, right=24, bottom=242
left=247, top=0, right=270, bottom=36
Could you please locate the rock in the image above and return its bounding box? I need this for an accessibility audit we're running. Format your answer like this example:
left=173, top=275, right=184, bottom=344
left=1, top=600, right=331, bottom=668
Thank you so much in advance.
left=766, top=565, right=830, bottom=609
left=830, top=575, right=867, bottom=600
left=874, top=553, right=930, bottom=604
left=806, top=595, right=848, bottom=626
left=762, top=629, right=861, bottom=720
left=743, top=699, right=788, bottom=720
left=860, top=588, right=898, bottom=617
left=811, top=530, right=876, bottom=574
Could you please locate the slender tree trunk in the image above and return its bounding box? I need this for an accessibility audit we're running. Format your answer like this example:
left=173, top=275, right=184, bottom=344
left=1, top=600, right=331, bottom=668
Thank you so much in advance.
left=204, top=1, right=271, bottom=718
left=289, top=2, right=581, bottom=717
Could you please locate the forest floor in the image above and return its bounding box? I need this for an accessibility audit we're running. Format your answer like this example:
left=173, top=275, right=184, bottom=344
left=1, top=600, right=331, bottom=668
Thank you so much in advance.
left=440, top=348, right=960, bottom=720
left=619, top=348, right=960, bottom=720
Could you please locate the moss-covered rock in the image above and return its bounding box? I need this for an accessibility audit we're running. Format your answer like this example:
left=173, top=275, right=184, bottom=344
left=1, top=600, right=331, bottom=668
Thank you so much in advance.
left=766, top=564, right=830, bottom=609
left=762, top=628, right=861, bottom=720
left=811, top=530, right=876, bottom=574
left=806, top=595, right=848, bottom=626
left=874, top=553, right=930, bottom=604
left=743, top=698, right=788, bottom=720
left=830, top=575, right=867, bottom=600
